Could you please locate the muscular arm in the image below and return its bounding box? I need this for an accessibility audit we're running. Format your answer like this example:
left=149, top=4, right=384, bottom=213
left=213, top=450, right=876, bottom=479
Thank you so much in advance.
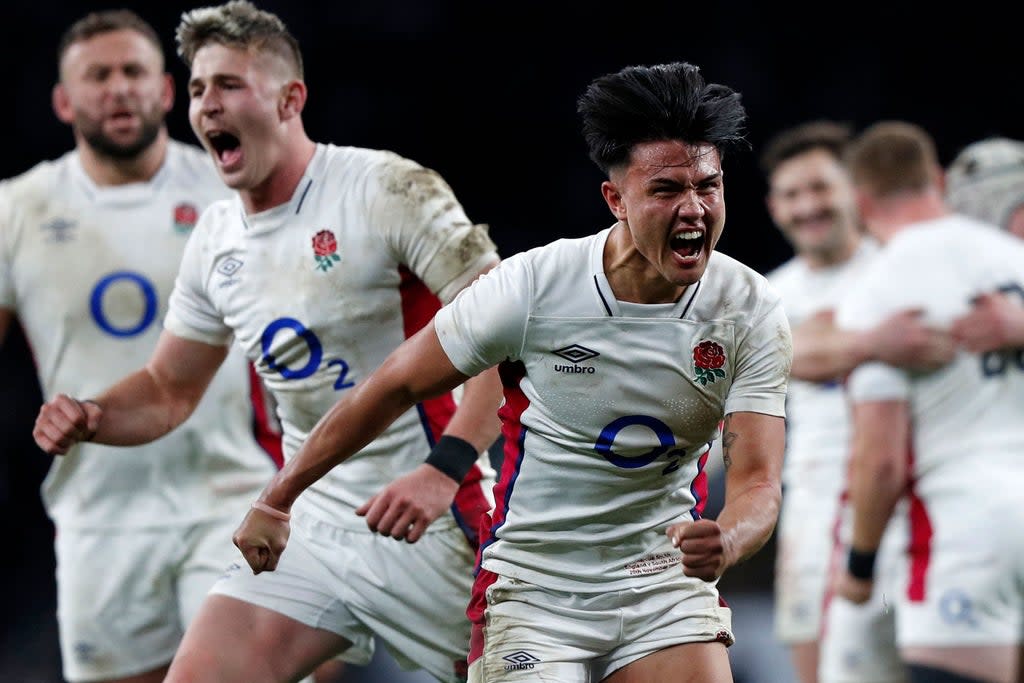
left=848, top=400, right=909, bottom=554
left=792, top=309, right=954, bottom=383
left=671, top=411, right=784, bottom=581
left=714, top=411, right=785, bottom=568
left=33, top=330, right=227, bottom=453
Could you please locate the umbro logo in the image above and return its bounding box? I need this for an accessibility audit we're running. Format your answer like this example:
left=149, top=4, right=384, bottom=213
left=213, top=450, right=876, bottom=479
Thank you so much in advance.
left=553, top=344, right=598, bottom=374
left=502, top=650, right=541, bottom=671
left=42, top=217, right=77, bottom=243
left=217, top=257, right=244, bottom=287
left=553, top=344, right=599, bottom=363
left=217, top=257, right=243, bottom=276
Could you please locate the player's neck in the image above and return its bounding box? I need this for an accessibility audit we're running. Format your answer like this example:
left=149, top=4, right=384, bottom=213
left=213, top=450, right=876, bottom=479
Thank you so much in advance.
left=240, top=136, right=317, bottom=215
left=865, top=192, right=949, bottom=244
left=77, top=128, right=169, bottom=186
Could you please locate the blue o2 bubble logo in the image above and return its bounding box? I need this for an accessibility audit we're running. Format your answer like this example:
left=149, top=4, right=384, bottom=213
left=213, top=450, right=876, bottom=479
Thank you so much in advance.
left=595, top=415, right=680, bottom=469
left=261, top=317, right=322, bottom=379
left=260, top=317, right=355, bottom=390
left=89, top=271, right=158, bottom=338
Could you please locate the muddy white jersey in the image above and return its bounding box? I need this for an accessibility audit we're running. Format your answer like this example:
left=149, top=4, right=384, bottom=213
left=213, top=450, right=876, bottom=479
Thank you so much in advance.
left=837, top=216, right=1024, bottom=489
left=0, top=141, right=278, bottom=530
left=766, top=238, right=878, bottom=494
left=434, top=227, right=792, bottom=591
left=166, top=143, right=498, bottom=531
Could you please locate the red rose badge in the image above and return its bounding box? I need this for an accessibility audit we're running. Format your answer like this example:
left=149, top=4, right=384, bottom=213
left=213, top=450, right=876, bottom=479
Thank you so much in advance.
left=312, top=229, right=341, bottom=271
left=173, top=203, right=199, bottom=233
left=693, top=340, right=727, bottom=385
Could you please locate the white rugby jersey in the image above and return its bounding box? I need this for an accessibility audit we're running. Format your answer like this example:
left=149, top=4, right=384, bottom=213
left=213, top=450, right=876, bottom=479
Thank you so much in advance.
left=0, top=141, right=278, bottom=530
left=837, top=216, right=1024, bottom=492
left=767, top=239, right=878, bottom=494
left=166, top=143, right=498, bottom=536
left=434, top=227, right=792, bottom=591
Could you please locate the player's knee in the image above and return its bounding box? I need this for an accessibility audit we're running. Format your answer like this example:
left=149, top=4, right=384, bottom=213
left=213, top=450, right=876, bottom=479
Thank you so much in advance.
left=907, top=664, right=990, bottom=683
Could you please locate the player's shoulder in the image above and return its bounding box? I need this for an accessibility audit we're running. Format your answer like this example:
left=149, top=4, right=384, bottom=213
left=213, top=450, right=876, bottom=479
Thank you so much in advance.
left=317, top=143, right=414, bottom=176
left=321, top=143, right=455, bottom=199
left=763, top=255, right=803, bottom=292
left=698, top=251, right=783, bottom=322
left=0, top=150, right=76, bottom=203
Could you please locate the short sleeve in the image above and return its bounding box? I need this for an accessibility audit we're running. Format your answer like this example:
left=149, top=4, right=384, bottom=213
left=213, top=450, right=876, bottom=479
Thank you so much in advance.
left=369, top=155, right=498, bottom=304
left=724, top=295, right=792, bottom=417
left=433, top=254, right=532, bottom=376
left=164, top=214, right=233, bottom=346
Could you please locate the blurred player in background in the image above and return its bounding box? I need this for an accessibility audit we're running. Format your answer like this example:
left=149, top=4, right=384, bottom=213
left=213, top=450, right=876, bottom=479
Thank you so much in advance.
left=836, top=121, right=1024, bottom=683
left=760, top=120, right=947, bottom=683
left=3, top=10, right=280, bottom=683
left=946, top=137, right=1024, bottom=353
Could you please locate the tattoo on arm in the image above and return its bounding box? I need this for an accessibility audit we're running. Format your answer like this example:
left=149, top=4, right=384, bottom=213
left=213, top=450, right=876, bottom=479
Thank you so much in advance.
left=721, top=416, right=737, bottom=470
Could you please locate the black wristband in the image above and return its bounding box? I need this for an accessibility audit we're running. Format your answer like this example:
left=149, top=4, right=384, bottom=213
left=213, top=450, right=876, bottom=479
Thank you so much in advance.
left=847, top=547, right=877, bottom=580
left=425, top=435, right=478, bottom=483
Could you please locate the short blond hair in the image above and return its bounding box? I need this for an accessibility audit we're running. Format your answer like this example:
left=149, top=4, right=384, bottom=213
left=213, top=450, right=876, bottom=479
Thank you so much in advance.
left=176, top=0, right=303, bottom=79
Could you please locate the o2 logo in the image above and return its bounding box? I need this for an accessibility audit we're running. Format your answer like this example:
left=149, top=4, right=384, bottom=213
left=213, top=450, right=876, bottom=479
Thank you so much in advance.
left=594, top=415, right=686, bottom=475
left=980, top=283, right=1024, bottom=377
left=90, top=271, right=158, bottom=338
left=260, top=317, right=355, bottom=390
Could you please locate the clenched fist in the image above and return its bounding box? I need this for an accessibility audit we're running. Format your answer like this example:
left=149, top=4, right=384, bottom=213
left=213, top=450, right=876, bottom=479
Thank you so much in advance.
left=233, top=504, right=290, bottom=574
left=33, top=394, right=102, bottom=455
left=668, top=518, right=733, bottom=582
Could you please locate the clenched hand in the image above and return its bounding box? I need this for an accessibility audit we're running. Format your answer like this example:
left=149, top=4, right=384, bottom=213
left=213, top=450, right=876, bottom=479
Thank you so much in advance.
left=33, top=394, right=102, bottom=455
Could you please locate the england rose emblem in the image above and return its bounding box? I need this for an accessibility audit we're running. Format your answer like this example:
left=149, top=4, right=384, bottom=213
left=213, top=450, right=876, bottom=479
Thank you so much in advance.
left=693, top=340, right=727, bottom=385
left=173, top=203, right=199, bottom=233
left=312, top=229, right=340, bottom=271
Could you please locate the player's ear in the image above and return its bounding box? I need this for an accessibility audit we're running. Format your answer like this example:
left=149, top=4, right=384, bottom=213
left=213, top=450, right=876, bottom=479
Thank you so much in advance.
left=601, top=180, right=627, bottom=222
left=52, top=83, right=74, bottom=124
left=161, top=73, right=175, bottom=114
left=278, top=80, right=306, bottom=121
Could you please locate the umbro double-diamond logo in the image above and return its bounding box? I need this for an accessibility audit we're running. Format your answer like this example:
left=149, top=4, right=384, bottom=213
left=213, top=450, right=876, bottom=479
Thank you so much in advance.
left=553, top=344, right=599, bottom=374
left=502, top=650, right=541, bottom=671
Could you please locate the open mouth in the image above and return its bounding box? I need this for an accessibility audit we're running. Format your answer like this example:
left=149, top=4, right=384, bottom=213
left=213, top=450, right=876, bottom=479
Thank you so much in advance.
left=670, top=229, right=706, bottom=260
left=208, top=130, right=242, bottom=166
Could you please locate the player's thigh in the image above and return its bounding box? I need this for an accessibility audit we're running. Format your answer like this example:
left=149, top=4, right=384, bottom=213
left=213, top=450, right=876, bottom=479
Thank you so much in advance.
left=330, top=523, right=479, bottom=682
left=476, top=572, right=732, bottom=683
left=167, top=594, right=349, bottom=683
left=474, top=574, right=610, bottom=682
left=55, top=527, right=185, bottom=682
left=601, top=641, right=730, bottom=683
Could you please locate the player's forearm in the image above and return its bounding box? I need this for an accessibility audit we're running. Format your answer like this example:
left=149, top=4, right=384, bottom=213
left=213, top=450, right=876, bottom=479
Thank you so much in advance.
left=89, top=367, right=200, bottom=445
left=260, top=374, right=416, bottom=511
left=790, top=326, right=870, bottom=383
left=848, top=401, right=909, bottom=552
left=849, top=441, right=905, bottom=552
left=716, top=479, right=781, bottom=568
left=440, top=366, right=502, bottom=453
left=715, top=412, right=785, bottom=569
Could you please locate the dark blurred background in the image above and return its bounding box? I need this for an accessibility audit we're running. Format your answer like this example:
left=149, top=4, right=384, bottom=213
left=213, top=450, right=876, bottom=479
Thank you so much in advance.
left=2, top=1, right=1020, bottom=681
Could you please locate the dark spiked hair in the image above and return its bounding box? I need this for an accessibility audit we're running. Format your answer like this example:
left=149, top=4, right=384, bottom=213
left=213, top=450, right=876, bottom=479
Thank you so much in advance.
left=577, top=61, right=748, bottom=174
